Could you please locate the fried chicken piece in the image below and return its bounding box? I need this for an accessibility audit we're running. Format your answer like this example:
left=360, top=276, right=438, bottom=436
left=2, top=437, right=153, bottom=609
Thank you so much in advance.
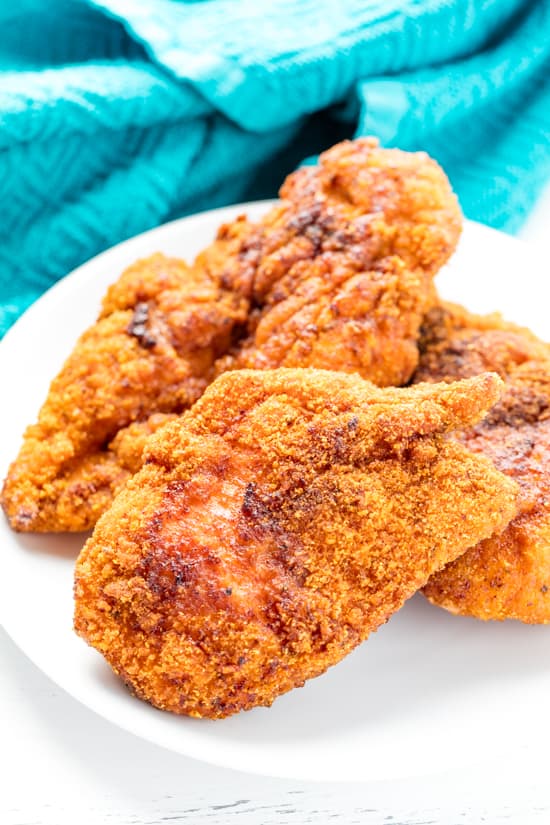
left=415, top=302, right=550, bottom=623
left=74, top=369, right=518, bottom=718
left=2, top=138, right=461, bottom=533
left=208, top=138, right=461, bottom=385
left=1, top=255, right=248, bottom=532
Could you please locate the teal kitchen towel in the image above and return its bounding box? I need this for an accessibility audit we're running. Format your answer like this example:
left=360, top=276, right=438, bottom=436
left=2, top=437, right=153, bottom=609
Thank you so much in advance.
left=1, top=0, right=549, bottom=335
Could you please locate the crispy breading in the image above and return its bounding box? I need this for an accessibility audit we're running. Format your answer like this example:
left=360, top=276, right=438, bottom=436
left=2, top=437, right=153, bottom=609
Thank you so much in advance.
left=74, top=369, right=518, bottom=718
left=416, top=302, right=550, bottom=623
left=2, top=138, right=461, bottom=532
left=1, top=256, right=248, bottom=531
left=211, top=138, right=461, bottom=385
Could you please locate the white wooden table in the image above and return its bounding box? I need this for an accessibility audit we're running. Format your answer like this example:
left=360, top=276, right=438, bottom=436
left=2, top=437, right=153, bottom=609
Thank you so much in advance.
left=2, top=184, right=550, bottom=825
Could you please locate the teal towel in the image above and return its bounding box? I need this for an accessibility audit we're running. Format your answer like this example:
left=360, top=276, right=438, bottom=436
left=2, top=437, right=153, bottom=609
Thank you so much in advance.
left=1, top=0, right=549, bottom=335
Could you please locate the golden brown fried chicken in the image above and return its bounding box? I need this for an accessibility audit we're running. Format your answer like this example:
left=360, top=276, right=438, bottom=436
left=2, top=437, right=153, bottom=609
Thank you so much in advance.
left=1, top=255, right=248, bottom=531
left=209, top=138, right=461, bottom=385
left=74, top=369, right=518, bottom=718
left=415, top=302, right=550, bottom=623
left=2, top=138, right=461, bottom=533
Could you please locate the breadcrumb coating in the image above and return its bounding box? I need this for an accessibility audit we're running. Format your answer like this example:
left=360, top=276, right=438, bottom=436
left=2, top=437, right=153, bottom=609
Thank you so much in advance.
left=416, top=302, right=550, bottom=623
left=212, top=138, right=461, bottom=385
left=1, top=256, right=247, bottom=531
left=74, top=369, right=518, bottom=718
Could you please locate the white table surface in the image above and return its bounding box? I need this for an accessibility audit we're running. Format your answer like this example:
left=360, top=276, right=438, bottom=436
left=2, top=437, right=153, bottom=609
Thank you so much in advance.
left=2, top=183, right=550, bottom=825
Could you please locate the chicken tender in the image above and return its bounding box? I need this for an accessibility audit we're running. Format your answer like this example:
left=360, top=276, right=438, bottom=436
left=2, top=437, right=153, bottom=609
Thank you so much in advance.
left=415, top=302, right=550, bottom=623
left=2, top=138, right=461, bottom=533
left=211, top=138, right=461, bottom=385
left=1, top=255, right=248, bottom=531
left=74, top=369, right=518, bottom=718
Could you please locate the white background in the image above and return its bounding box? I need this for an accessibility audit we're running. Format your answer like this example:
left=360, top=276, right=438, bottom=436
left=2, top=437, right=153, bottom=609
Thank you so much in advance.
left=2, top=181, right=550, bottom=824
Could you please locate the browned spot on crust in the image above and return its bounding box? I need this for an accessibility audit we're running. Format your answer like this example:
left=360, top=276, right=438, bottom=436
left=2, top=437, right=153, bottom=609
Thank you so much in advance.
left=127, top=302, right=157, bottom=349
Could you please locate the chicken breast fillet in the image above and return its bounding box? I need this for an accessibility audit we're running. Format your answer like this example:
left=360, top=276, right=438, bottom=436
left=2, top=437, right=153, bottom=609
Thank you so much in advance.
left=415, top=302, right=550, bottom=623
left=2, top=138, right=461, bottom=533
left=210, top=137, right=461, bottom=384
left=74, top=369, right=518, bottom=718
left=1, top=256, right=248, bottom=532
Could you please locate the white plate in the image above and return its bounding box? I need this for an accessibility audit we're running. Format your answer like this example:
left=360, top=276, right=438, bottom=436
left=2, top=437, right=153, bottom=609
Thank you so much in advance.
left=1, top=202, right=549, bottom=783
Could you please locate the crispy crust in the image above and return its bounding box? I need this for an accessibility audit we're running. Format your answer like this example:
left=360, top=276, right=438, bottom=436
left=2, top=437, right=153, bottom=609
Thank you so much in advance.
left=211, top=138, right=461, bottom=385
left=416, top=302, right=550, bottom=623
left=1, top=256, right=247, bottom=531
left=74, top=369, right=518, bottom=717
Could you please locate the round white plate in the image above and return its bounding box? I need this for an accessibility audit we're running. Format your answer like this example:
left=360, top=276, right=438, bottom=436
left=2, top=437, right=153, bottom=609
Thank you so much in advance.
left=1, top=203, right=549, bottom=783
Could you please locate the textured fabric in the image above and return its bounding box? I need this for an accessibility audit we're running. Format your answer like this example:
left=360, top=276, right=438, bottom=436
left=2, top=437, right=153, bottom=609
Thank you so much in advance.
left=1, top=0, right=549, bottom=335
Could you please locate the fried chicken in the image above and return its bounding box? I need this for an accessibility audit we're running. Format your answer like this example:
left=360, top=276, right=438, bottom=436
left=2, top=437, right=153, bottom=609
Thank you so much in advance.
left=74, top=369, right=518, bottom=718
left=415, top=302, right=550, bottom=623
left=1, top=255, right=248, bottom=531
left=210, top=138, right=461, bottom=385
left=2, top=138, right=461, bottom=533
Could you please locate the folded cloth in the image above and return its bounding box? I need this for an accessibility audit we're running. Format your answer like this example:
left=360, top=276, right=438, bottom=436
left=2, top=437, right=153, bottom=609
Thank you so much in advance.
left=1, top=0, right=549, bottom=336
